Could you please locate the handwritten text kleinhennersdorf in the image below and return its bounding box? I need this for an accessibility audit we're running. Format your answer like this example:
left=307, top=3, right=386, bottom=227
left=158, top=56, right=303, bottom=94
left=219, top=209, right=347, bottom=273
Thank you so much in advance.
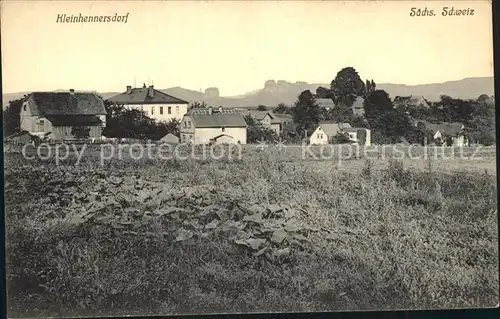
left=56, top=13, right=130, bottom=23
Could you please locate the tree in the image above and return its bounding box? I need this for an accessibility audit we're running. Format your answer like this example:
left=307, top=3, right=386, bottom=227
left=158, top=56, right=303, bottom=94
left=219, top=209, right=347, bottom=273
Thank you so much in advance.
left=316, top=86, right=333, bottom=99
left=363, top=89, right=394, bottom=124
left=331, top=132, right=351, bottom=144
left=291, top=90, right=321, bottom=137
left=330, top=67, right=365, bottom=107
left=3, top=97, right=27, bottom=136
left=257, top=105, right=268, bottom=111
left=363, top=79, right=376, bottom=98
left=274, top=103, right=291, bottom=114
left=102, top=100, right=175, bottom=140
left=71, top=126, right=91, bottom=139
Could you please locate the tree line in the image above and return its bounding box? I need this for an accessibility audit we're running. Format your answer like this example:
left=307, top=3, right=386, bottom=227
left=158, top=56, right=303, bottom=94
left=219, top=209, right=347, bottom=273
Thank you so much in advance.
left=271, top=67, right=495, bottom=145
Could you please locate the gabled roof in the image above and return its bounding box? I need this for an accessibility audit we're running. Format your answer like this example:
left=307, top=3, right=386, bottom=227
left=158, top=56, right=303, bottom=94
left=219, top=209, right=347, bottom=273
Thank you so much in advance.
left=28, top=92, right=107, bottom=116
left=248, top=111, right=273, bottom=121
left=107, top=86, right=188, bottom=105
left=417, top=120, right=464, bottom=136
left=394, top=95, right=430, bottom=107
left=270, top=113, right=293, bottom=124
left=316, top=122, right=352, bottom=137
left=317, top=98, right=336, bottom=109
left=186, top=108, right=247, bottom=128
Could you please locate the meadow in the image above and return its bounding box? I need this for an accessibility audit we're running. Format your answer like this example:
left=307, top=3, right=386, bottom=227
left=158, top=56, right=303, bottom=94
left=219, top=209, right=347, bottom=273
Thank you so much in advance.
left=4, top=144, right=499, bottom=317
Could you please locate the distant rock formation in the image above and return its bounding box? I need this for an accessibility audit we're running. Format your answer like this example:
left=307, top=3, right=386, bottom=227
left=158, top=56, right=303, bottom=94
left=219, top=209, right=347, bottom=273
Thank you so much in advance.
left=204, top=87, right=220, bottom=99
left=264, top=80, right=277, bottom=90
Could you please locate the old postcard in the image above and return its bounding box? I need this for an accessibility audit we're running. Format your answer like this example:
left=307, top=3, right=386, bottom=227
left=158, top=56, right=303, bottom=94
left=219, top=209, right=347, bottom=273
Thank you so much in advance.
left=1, top=0, right=497, bottom=317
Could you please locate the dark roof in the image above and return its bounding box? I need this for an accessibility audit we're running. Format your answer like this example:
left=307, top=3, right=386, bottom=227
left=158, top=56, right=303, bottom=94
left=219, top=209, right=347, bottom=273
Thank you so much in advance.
left=394, top=95, right=430, bottom=107
left=248, top=111, right=273, bottom=121
left=187, top=108, right=247, bottom=128
left=317, top=98, right=336, bottom=109
left=316, top=122, right=351, bottom=137
left=270, top=113, right=293, bottom=124
left=417, top=120, right=464, bottom=136
left=28, top=92, right=107, bottom=116
left=107, top=86, right=188, bottom=105
left=46, top=115, right=103, bottom=126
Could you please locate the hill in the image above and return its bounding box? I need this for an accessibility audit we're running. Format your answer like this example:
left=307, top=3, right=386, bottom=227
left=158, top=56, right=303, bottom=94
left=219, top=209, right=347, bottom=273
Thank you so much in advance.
left=2, top=77, right=494, bottom=108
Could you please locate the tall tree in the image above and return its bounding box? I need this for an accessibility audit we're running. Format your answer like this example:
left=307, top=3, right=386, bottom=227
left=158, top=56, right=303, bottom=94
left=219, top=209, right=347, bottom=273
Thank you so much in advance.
left=363, top=89, right=394, bottom=123
left=330, top=67, right=365, bottom=107
left=291, top=90, right=321, bottom=137
left=3, top=96, right=27, bottom=136
left=363, top=79, right=376, bottom=98
left=274, top=103, right=291, bottom=114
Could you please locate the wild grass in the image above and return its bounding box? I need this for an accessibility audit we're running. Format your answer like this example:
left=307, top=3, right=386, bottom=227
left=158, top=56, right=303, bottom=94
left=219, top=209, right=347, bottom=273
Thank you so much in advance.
left=4, top=149, right=499, bottom=317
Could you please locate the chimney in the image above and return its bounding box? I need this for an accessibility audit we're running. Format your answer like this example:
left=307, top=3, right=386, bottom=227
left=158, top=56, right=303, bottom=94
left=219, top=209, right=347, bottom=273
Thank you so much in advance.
left=126, top=85, right=132, bottom=94
left=208, top=106, right=213, bottom=115
left=149, top=85, right=154, bottom=97
left=69, top=89, right=75, bottom=95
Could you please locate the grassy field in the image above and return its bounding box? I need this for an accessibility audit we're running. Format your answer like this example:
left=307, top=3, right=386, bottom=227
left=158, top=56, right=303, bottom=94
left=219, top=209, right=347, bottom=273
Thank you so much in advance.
left=4, top=145, right=499, bottom=317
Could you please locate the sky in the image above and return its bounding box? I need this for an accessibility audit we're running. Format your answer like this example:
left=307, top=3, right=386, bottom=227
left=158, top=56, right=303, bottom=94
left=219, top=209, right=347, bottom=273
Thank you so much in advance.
left=1, top=0, right=494, bottom=96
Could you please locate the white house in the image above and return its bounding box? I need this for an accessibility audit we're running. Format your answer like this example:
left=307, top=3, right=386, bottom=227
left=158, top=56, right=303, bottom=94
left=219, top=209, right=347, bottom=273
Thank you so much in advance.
left=180, top=107, right=247, bottom=144
left=19, top=89, right=107, bottom=141
left=416, top=121, right=467, bottom=146
left=309, top=122, right=371, bottom=146
left=107, top=84, right=189, bottom=122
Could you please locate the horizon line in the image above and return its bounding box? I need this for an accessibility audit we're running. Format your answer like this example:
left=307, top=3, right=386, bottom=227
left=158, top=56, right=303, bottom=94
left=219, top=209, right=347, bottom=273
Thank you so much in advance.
left=2, top=75, right=494, bottom=97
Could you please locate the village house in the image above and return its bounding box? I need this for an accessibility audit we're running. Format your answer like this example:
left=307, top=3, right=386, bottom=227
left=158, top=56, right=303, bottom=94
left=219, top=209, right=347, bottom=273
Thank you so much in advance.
left=316, top=96, right=365, bottom=116
left=416, top=120, right=467, bottom=147
left=246, top=111, right=296, bottom=137
left=160, top=133, right=179, bottom=144
left=107, top=84, right=189, bottom=122
left=19, top=89, right=107, bottom=141
left=309, top=122, right=371, bottom=146
left=394, top=95, right=430, bottom=109
left=180, top=107, right=247, bottom=144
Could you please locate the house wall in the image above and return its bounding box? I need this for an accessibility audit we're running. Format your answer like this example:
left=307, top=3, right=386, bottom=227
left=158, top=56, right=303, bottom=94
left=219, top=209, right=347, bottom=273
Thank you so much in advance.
left=453, top=135, right=465, bottom=147
left=52, top=125, right=102, bottom=141
left=194, top=127, right=247, bottom=144
left=270, top=123, right=281, bottom=136
left=20, top=104, right=54, bottom=137
left=126, top=103, right=188, bottom=122
left=213, top=135, right=235, bottom=144
left=179, top=115, right=195, bottom=143
left=309, top=127, right=329, bottom=145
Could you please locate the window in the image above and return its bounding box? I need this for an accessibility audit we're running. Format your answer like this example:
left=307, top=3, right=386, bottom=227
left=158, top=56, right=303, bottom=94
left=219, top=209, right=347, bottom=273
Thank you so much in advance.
left=188, top=121, right=191, bottom=129
left=23, top=105, right=27, bottom=111
left=183, top=121, right=187, bottom=128
left=222, top=127, right=225, bottom=132
left=151, top=106, right=155, bottom=115
left=317, top=133, right=320, bottom=138
left=176, top=105, right=179, bottom=115
left=168, top=106, right=172, bottom=114
left=160, top=107, right=164, bottom=115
